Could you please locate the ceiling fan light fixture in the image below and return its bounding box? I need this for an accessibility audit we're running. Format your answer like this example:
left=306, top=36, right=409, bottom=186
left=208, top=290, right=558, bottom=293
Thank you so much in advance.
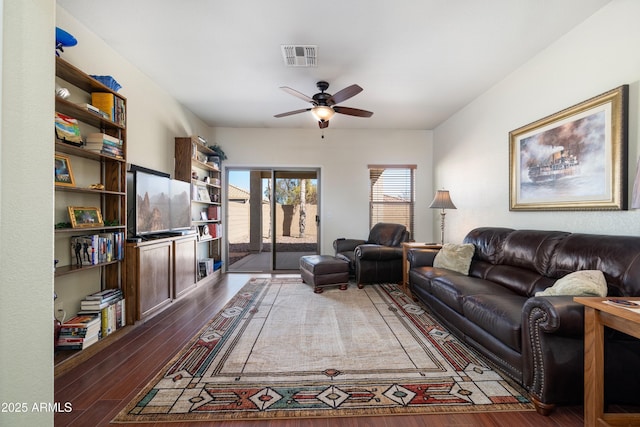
left=311, top=105, right=335, bottom=121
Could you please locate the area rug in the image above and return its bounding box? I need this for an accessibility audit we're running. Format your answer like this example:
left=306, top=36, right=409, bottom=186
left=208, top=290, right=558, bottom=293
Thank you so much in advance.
left=113, top=277, right=533, bottom=422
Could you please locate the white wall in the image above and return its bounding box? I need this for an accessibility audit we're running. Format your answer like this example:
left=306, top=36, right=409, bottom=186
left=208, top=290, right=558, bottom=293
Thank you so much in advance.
left=212, top=128, right=435, bottom=254
left=0, top=1, right=55, bottom=426
left=433, top=0, right=640, bottom=243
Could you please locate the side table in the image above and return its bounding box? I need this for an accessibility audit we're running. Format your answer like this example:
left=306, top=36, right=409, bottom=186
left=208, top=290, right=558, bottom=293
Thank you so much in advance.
left=573, top=296, right=640, bottom=427
left=401, top=242, right=441, bottom=294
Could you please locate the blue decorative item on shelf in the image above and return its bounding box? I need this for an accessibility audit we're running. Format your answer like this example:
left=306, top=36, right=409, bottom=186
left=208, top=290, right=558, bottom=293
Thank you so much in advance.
left=55, top=27, right=77, bottom=56
left=89, top=75, right=122, bottom=92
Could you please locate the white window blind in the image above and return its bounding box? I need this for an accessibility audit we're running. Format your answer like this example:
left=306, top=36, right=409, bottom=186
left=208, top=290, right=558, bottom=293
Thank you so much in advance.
left=368, top=165, right=415, bottom=238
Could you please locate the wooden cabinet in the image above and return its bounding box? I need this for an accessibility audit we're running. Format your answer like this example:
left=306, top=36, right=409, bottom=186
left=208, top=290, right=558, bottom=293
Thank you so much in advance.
left=175, top=136, right=223, bottom=284
left=174, top=235, right=197, bottom=298
left=125, top=235, right=197, bottom=323
left=54, top=57, right=128, bottom=369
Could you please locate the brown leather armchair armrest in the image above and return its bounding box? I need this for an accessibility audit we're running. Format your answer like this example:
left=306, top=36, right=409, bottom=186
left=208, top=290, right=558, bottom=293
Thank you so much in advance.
left=355, top=244, right=403, bottom=261
left=334, top=238, right=366, bottom=254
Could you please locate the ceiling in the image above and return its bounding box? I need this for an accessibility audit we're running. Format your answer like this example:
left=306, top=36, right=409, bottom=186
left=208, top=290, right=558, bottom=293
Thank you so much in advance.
left=57, top=0, right=610, bottom=130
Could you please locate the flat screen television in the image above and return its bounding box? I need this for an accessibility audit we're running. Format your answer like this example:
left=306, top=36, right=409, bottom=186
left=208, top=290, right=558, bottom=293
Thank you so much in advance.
left=127, top=165, right=192, bottom=237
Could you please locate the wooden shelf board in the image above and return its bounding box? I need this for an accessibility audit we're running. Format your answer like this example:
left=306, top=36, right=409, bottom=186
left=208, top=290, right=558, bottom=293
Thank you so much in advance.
left=55, top=259, right=122, bottom=277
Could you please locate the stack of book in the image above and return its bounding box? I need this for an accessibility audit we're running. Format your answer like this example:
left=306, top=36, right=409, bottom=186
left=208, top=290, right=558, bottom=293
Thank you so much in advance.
left=85, top=132, right=124, bottom=158
left=79, top=289, right=126, bottom=338
left=91, top=92, right=126, bottom=126
left=56, top=315, right=101, bottom=351
left=70, top=231, right=125, bottom=267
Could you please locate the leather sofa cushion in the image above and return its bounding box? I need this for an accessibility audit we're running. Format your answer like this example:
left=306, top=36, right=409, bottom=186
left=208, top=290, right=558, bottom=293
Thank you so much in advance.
left=550, top=233, right=640, bottom=297
left=463, top=227, right=513, bottom=264
left=429, top=273, right=516, bottom=315
left=500, top=230, right=569, bottom=276
left=463, top=294, right=527, bottom=352
left=483, top=264, right=556, bottom=297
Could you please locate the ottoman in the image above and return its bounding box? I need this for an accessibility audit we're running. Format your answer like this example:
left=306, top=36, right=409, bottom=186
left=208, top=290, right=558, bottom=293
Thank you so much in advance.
left=299, top=255, right=350, bottom=293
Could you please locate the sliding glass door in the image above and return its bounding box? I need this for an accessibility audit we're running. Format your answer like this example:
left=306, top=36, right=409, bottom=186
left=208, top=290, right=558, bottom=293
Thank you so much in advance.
left=226, top=168, right=319, bottom=272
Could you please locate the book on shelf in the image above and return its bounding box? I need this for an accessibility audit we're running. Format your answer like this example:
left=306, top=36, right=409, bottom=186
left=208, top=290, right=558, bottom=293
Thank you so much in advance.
left=77, top=294, right=126, bottom=338
left=91, top=92, right=126, bottom=126
left=207, top=223, right=222, bottom=238
left=84, top=288, right=122, bottom=301
left=86, top=132, right=121, bottom=145
left=198, top=259, right=213, bottom=278
left=56, top=314, right=101, bottom=351
left=70, top=232, right=125, bottom=267
left=84, top=132, right=124, bottom=157
left=55, top=112, right=82, bottom=145
left=80, top=296, right=120, bottom=311
left=75, top=103, right=101, bottom=114
left=207, top=205, right=220, bottom=221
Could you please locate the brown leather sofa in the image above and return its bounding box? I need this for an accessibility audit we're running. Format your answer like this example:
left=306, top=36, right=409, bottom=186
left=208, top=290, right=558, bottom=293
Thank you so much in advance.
left=408, top=227, right=640, bottom=415
left=334, top=222, right=410, bottom=287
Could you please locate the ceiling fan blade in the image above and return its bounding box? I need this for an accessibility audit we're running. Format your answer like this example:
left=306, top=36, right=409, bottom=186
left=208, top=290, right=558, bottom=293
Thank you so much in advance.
left=333, top=106, right=373, bottom=117
left=280, top=86, right=315, bottom=104
left=274, top=108, right=311, bottom=118
left=327, top=84, right=363, bottom=105
left=318, top=120, right=329, bottom=129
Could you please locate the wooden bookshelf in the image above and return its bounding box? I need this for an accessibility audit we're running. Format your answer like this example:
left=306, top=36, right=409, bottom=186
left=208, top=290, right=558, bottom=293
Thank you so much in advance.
left=54, top=56, right=129, bottom=367
left=175, top=136, right=223, bottom=283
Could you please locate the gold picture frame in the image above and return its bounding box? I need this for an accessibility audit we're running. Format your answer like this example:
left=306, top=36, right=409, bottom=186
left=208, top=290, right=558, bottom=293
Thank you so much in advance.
left=68, top=206, right=104, bottom=228
left=54, top=154, right=75, bottom=187
left=509, top=85, right=628, bottom=211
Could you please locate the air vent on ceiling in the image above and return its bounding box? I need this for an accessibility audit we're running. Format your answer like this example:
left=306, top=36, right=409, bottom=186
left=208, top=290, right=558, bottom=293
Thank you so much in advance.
left=281, top=45, right=317, bottom=67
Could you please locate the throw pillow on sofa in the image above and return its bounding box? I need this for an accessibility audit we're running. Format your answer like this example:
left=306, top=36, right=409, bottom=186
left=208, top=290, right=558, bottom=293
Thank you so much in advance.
left=433, top=243, right=475, bottom=275
left=535, top=270, right=607, bottom=297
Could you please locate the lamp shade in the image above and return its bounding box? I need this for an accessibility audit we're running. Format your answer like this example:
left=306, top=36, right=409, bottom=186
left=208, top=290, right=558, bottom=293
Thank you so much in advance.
left=311, top=105, right=335, bottom=121
left=429, top=190, right=456, bottom=210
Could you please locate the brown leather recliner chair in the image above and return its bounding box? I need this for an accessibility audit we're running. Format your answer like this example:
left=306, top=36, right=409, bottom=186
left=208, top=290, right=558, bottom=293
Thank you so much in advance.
left=333, top=223, right=410, bottom=287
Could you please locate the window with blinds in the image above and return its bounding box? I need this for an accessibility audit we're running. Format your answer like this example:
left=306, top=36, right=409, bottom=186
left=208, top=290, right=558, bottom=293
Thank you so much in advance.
left=368, top=165, right=415, bottom=238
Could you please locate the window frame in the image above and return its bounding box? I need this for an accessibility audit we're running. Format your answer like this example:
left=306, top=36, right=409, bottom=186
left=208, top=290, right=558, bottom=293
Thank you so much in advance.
left=368, top=164, right=416, bottom=239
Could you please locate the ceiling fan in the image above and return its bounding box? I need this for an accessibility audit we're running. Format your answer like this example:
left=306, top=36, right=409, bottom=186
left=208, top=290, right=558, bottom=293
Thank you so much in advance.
left=274, top=81, right=373, bottom=128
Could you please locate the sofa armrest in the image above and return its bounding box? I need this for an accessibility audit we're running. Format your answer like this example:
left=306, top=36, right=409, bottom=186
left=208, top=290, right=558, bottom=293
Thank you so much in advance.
left=355, top=244, right=403, bottom=261
left=407, top=248, right=439, bottom=268
left=523, top=296, right=584, bottom=337
left=333, top=238, right=366, bottom=254
left=522, top=296, right=585, bottom=406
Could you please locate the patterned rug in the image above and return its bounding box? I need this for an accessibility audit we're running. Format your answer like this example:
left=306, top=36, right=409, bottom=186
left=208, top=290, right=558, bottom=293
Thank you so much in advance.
left=113, top=277, right=533, bottom=422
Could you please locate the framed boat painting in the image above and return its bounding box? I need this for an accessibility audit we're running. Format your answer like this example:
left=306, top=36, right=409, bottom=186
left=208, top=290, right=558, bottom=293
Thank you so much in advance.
left=509, top=85, right=628, bottom=211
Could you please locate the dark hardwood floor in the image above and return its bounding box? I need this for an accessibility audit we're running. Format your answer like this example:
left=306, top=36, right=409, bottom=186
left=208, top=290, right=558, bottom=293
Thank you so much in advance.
left=54, top=273, right=586, bottom=427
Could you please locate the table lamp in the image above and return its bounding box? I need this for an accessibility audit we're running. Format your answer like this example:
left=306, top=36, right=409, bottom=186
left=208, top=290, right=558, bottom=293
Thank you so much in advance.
left=429, top=190, right=456, bottom=245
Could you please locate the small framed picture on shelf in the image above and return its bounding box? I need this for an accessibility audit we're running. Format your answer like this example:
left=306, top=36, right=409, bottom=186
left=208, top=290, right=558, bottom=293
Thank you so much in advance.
left=197, top=186, right=211, bottom=202
left=68, top=206, right=104, bottom=228
left=200, top=211, right=208, bottom=221
left=54, top=154, right=75, bottom=187
left=199, top=224, right=210, bottom=240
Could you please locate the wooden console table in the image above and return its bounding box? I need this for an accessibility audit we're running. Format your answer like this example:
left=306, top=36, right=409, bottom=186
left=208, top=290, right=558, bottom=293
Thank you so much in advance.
left=573, top=297, right=640, bottom=427
left=401, top=242, right=441, bottom=294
